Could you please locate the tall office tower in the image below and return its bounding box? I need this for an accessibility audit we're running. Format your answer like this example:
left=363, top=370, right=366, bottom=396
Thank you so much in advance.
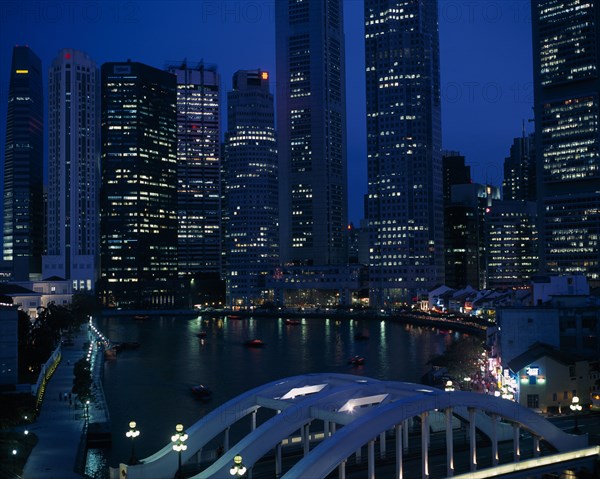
left=3, top=46, right=43, bottom=281
left=365, top=0, right=444, bottom=307
left=532, top=1, right=600, bottom=283
left=224, top=70, right=278, bottom=308
left=166, top=62, right=222, bottom=279
left=442, top=151, right=471, bottom=204
left=275, top=0, right=348, bottom=266
left=487, top=201, right=538, bottom=289
left=44, top=49, right=99, bottom=291
left=503, top=130, right=536, bottom=201
left=99, top=61, right=178, bottom=308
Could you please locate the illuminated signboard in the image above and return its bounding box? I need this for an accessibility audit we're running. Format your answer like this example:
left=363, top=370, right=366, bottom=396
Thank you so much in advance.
left=526, top=367, right=539, bottom=377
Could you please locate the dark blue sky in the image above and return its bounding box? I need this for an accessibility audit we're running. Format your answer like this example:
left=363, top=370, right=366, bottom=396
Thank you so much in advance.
left=0, top=0, right=533, bottom=224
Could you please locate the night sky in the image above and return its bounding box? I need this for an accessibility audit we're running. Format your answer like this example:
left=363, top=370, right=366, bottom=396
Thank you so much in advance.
left=0, top=0, right=534, bottom=224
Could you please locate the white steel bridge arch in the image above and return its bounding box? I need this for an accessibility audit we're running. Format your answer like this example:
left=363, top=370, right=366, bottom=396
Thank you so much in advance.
left=121, top=373, right=587, bottom=479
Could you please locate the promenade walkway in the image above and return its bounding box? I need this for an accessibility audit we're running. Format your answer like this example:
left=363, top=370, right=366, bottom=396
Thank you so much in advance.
left=22, top=328, right=91, bottom=479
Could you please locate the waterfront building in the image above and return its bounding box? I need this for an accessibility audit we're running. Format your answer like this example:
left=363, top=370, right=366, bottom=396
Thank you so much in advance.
left=532, top=1, right=600, bottom=284
left=166, top=62, right=222, bottom=280
left=487, top=200, right=539, bottom=289
left=365, top=0, right=444, bottom=307
left=99, top=61, right=178, bottom=308
left=223, top=69, right=278, bottom=308
left=3, top=46, right=44, bottom=282
left=0, top=305, right=19, bottom=385
left=275, top=0, right=348, bottom=266
left=43, top=49, right=99, bottom=292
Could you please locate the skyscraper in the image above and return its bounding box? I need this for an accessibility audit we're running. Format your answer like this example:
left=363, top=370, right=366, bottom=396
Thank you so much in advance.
left=166, top=62, right=222, bottom=279
left=43, top=49, right=99, bottom=291
left=532, top=1, right=600, bottom=283
left=99, top=61, right=178, bottom=308
left=3, top=46, right=44, bottom=281
left=365, top=0, right=444, bottom=307
left=503, top=129, right=536, bottom=202
left=224, top=70, right=278, bottom=308
left=275, top=0, right=348, bottom=266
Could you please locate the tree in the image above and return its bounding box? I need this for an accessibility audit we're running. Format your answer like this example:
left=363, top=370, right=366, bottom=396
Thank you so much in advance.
left=72, top=358, right=93, bottom=404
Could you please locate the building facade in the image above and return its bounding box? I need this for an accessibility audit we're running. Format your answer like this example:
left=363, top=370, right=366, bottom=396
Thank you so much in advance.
left=532, top=1, right=600, bottom=284
left=365, top=0, right=444, bottom=307
left=43, top=49, right=99, bottom=292
left=224, top=70, right=278, bottom=308
left=3, top=46, right=44, bottom=281
left=503, top=131, right=536, bottom=202
left=99, top=61, right=178, bottom=308
left=275, top=0, right=348, bottom=266
left=166, top=62, right=222, bottom=279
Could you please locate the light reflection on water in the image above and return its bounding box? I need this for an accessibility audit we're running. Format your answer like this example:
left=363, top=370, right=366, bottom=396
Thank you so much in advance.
left=86, top=315, right=460, bottom=477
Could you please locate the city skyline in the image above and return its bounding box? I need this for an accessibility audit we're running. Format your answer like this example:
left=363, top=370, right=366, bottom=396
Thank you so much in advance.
left=0, top=0, right=534, bottom=225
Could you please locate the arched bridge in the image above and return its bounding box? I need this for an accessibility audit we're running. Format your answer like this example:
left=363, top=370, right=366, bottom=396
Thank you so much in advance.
left=121, top=373, right=588, bottom=478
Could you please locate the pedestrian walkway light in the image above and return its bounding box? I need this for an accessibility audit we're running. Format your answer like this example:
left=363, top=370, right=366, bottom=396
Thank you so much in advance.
left=126, top=420, right=140, bottom=464
left=229, top=454, right=247, bottom=476
left=570, top=395, right=582, bottom=433
left=171, top=423, right=188, bottom=478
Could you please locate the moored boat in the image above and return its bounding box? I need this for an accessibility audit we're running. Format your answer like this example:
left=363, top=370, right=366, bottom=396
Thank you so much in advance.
left=244, top=339, right=266, bottom=348
left=348, top=355, right=365, bottom=366
left=285, top=319, right=300, bottom=325
left=191, top=385, right=212, bottom=399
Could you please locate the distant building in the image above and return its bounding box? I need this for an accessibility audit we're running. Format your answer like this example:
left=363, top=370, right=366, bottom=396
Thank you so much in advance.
left=503, top=131, right=536, bottom=202
left=365, top=0, right=444, bottom=307
left=166, top=62, right=222, bottom=279
left=43, top=49, right=99, bottom=292
left=442, top=151, right=471, bottom=204
left=487, top=201, right=538, bottom=289
left=275, top=0, right=348, bottom=266
left=99, top=61, right=178, bottom=309
left=224, top=69, right=278, bottom=308
left=445, top=183, right=500, bottom=289
left=0, top=305, right=19, bottom=385
left=3, top=46, right=44, bottom=281
left=532, top=1, right=600, bottom=284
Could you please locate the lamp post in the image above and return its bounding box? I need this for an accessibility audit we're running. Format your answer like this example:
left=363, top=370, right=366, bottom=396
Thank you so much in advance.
left=85, top=400, right=90, bottom=423
left=445, top=380, right=455, bottom=392
left=171, top=423, right=188, bottom=478
left=570, top=395, right=582, bottom=433
left=229, top=454, right=247, bottom=476
left=126, top=421, right=140, bottom=464
left=11, top=449, right=17, bottom=473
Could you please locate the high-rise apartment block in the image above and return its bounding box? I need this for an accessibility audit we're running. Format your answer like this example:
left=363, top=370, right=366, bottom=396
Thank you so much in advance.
left=275, top=0, right=348, bottom=266
left=3, top=46, right=44, bottom=281
left=167, top=62, right=222, bottom=278
left=532, top=1, right=600, bottom=283
left=43, top=49, right=99, bottom=292
left=224, top=70, right=278, bottom=308
left=99, top=61, right=178, bottom=308
left=365, top=0, right=444, bottom=306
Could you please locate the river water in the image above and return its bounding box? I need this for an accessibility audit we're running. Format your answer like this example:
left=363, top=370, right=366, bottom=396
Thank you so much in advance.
left=86, top=314, right=462, bottom=475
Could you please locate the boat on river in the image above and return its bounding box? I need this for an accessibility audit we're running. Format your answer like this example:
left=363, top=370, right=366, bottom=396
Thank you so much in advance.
left=348, top=355, right=365, bottom=366
left=285, top=319, right=300, bottom=325
left=191, top=385, right=212, bottom=399
left=244, top=339, right=266, bottom=348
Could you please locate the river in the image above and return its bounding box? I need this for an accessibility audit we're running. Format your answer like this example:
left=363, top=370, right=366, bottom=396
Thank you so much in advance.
left=86, top=314, right=463, bottom=476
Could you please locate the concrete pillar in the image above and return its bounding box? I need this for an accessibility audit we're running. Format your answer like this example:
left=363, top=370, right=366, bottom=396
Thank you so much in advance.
left=403, top=419, right=409, bottom=452
left=421, top=411, right=429, bottom=479
left=251, top=409, right=257, bottom=431
left=380, top=430, right=386, bottom=459
left=513, top=423, right=520, bottom=462
left=368, top=439, right=375, bottom=479
left=303, top=423, right=310, bottom=456
left=491, top=414, right=499, bottom=466
left=533, top=435, right=540, bottom=458
left=324, top=420, right=330, bottom=438
left=331, top=422, right=337, bottom=435
left=395, top=423, right=403, bottom=479
left=469, top=408, right=477, bottom=472
left=445, top=407, right=454, bottom=477
left=356, top=445, right=362, bottom=464
left=338, top=460, right=346, bottom=479
left=224, top=427, right=230, bottom=452
left=275, top=443, right=282, bottom=477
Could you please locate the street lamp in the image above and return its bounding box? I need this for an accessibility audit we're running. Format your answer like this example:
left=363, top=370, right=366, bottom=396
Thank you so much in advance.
left=445, top=380, right=455, bottom=392
left=570, top=395, right=582, bottom=433
left=126, top=421, right=140, bottom=465
left=85, top=400, right=90, bottom=423
left=11, top=449, right=17, bottom=472
left=171, top=423, right=188, bottom=478
left=229, top=454, right=247, bottom=476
